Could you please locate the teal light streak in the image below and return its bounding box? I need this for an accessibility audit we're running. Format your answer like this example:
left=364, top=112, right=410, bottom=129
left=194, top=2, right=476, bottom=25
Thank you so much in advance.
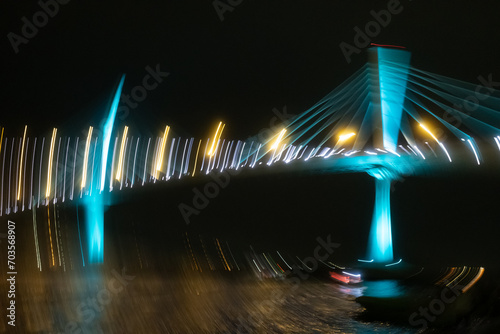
left=87, top=75, right=126, bottom=264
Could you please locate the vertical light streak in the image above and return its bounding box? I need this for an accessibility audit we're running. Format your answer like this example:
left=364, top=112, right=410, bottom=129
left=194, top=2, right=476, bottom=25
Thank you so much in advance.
left=29, top=138, right=37, bottom=210
left=171, top=138, right=180, bottom=178
left=120, top=137, right=129, bottom=189
left=109, top=136, right=118, bottom=191
left=54, top=204, right=61, bottom=266
left=155, top=125, right=170, bottom=179
left=70, top=138, right=78, bottom=200
left=216, top=238, right=231, bottom=271
left=208, top=122, right=223, bottom=156
left=0, top=127, right=3, bottom=156
left=179, top=138, right=188, bottom=179
left=125, top=136, right=133, bottom=187
left=32, top=200, right=42, bottom=270
left=166, top=138, right=175, bottom=179
left=46, top=128, right=57, bottom=199
left=14, top=138, right=21, bottom=213
left=100, top=75, right=126, bottom=192
left=201, top=139, right=209, bottom=172
left=0, top=139, right=6, bottom=216
left=17, top=125, right=27, bottom=200
left=192, top=139, right=202, bottom=177
left=89, top=137, right=98, bottom=195
left=131, top=137, right=139, bottom=188
left=22, top=137, right=29, bottom=211
left=151, top=137, right=161, bottom=181
left=54, top=137, right=61, bottom=203
left=115, top=126, right=129, bottom=181
left=81, top=126, right=93, bottom=190
left=467, top=139, right=480, bottom=165
left=142, top=138, right=151, bottom=185
left=271, top=128, right=287, bottom=150
left=38, top=138, right=45, bottom=207
left=62, top=138, right=70, bottom=202
left=8, top=139, right=14, bottom=214
left=47, top=203, right=55, bottom=267
left=184, top=138, right=194, bottom=175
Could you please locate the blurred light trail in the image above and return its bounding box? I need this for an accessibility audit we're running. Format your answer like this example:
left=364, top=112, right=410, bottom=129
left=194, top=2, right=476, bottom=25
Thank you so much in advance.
left=494, top=136, right=500, bottom=151
left=0, top=127, right=3, bottom=156
left=100, top=75, right=125, bottom=192
left=216, top=238, right=231, bottom=271
left=17, top=125, right=27, bottom=200
left=116, top=126, right=129, bottom=181
left=467, top=139, right=481, bottom=165
left=155, top=125, right=170, bottom=179
left=358, top=259, right=374, bottom=263
left=208, top=122, right=225, bottom=156
left=420, top=123, right=451, bottom=162
left=70, top=138, right=78, bottom=200
left=62, top=138, right=69, bottom=202
left=338, top=132, right=355, bottom=143
left=81, top=126, right=93, bottom=190
left=31, top=202, right=41, bottom=270
left=192, top=140, right=202, bottom=177
left=461, top=267, right=485, bottom=293
left=47, top=204, right=55, bottom=267
left=271, top=128, right=287, bottom=150
left=46, top=128, right=57, bottom=199
left=131, top=137, right=139, bottom=187
left=109, top=136, right=118, bottom=191
left=385, top=259, right=402, bottom=266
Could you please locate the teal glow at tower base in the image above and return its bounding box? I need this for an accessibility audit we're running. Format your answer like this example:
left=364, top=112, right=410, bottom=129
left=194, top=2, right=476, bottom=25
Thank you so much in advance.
left=85, top=195, right=104, bottom=263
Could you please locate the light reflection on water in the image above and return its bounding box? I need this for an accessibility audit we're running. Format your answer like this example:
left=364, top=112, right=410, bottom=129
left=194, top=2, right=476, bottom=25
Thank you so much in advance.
left=361, top=280, right=408, bottom=298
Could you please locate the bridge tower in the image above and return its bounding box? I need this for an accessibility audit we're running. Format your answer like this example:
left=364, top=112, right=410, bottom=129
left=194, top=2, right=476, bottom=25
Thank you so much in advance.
left=366, top=46, right=411, bottom=263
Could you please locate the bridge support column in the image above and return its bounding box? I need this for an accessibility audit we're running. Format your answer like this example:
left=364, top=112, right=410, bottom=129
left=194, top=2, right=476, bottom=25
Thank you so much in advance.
left=367, top=171, right=394, bottom=263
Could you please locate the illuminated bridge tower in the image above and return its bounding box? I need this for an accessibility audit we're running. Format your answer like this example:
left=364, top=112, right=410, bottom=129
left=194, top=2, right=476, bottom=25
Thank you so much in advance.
left=366, top=46, right=411, bottom=263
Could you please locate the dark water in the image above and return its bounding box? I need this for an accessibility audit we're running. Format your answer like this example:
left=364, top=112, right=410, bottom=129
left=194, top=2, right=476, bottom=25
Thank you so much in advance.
left=2, top=270, right=422, bottom=334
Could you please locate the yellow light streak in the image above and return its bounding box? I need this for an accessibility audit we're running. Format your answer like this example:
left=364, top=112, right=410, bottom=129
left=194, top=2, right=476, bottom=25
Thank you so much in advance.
left=46, top=128, right=57, bottom=198
left=271, top=128, right=287, bottom=150
left=155, top=125, right=170, bottom=178
left=17, top=125, right=27, bottom=200
left=419, top=123, right=439, bottom=142
left=115, top=126, right=129, bottom=180
left=208, top=122, right=225, bottom=156
left=338, top=132, right=356, bottom=142
left=81, top=126, right=93, bottom=189
left=192, top=139, right=202, bottom=177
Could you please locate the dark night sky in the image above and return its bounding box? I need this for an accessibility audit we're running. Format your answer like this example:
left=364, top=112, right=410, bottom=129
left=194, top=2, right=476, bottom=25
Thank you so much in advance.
left=1, top=1, right=500, bottom=137
left=2, top=1, right=500, bottom=265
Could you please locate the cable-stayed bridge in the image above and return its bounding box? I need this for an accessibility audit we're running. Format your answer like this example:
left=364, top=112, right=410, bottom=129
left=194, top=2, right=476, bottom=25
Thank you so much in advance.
left=2, top=45, right=500, bottom=266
